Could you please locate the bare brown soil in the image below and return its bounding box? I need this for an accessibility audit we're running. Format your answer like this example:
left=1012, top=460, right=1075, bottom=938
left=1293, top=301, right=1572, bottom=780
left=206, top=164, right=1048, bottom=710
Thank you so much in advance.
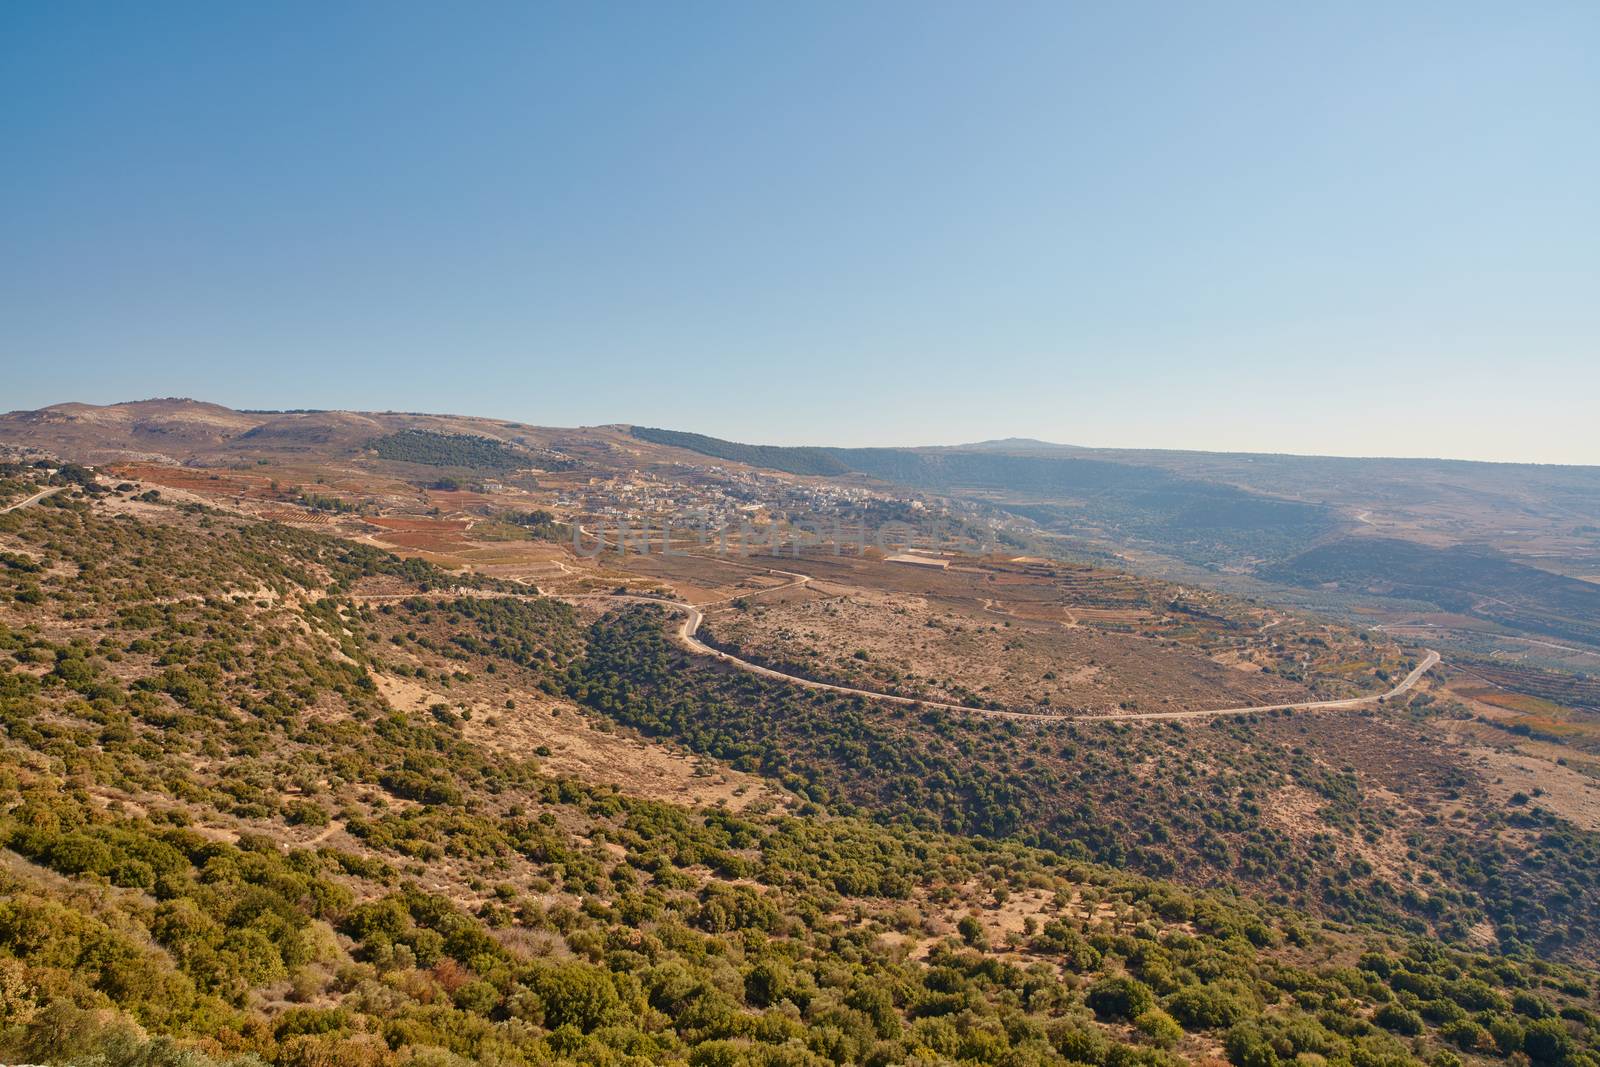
left=708, top=586, right=1311, bottom=713
left=370, top=666, right=792, bottom=816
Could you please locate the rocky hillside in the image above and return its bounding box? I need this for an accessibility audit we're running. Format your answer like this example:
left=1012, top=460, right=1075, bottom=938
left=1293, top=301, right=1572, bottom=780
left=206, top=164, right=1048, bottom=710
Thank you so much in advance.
left=3, top=464, right=1599, bottom=1066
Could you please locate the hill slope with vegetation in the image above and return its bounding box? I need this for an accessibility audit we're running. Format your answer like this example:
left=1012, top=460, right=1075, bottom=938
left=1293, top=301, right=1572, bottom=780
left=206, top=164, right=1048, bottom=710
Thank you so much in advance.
left=0, top=471, right=1598, bottom=1066
left=576, top=607, right=1600, bottom=964
left=368, top=430, right=530, bottom=470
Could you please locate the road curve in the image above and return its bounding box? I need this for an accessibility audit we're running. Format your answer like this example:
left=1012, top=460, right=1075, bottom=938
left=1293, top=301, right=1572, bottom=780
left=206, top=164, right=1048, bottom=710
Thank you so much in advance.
left=679, top=562, right=1440, bottom=720
left=673, top=599, right=1440, bottom=723
left=0, top=486, right=63, bottom=514
left=370, top=584, right=1440, bottom=725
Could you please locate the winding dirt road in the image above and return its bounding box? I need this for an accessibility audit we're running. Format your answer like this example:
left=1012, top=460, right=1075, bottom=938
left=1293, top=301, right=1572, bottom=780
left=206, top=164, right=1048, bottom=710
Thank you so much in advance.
left=361, top=576, right=1440, bottom=724
left=674, top=600, right=1440, bottom=723
left=0, top=486, right=63, bottom=514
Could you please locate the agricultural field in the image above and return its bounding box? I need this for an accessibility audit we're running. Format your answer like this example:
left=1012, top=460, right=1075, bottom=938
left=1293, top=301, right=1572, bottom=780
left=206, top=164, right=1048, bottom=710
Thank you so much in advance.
left=1416, top=657, right=1600, bottom=827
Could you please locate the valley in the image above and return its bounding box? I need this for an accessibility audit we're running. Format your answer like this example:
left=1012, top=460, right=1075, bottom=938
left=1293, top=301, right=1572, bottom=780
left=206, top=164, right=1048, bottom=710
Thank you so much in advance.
left=1, top=401, right=1597, bottom=1067
left=8, top=7, right=1595, bottom=1065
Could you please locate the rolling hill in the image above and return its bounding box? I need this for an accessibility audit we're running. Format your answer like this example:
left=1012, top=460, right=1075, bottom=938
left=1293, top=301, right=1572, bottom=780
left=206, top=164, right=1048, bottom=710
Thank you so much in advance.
left=3, top=457, right=1600, bottom=1067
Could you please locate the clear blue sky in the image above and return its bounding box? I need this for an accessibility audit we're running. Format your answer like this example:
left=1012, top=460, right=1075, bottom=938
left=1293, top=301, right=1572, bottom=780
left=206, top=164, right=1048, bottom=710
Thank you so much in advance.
left=3, top=2, right=1597, bottom=462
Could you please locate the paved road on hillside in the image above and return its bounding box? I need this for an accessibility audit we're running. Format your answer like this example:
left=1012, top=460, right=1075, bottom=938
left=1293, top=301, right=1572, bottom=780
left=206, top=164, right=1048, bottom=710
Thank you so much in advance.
left=360, top=579, right=1441, bottom=724
left=670, top=599, right=1441, bottom=723
left=0, top=486, right=63, bottom=514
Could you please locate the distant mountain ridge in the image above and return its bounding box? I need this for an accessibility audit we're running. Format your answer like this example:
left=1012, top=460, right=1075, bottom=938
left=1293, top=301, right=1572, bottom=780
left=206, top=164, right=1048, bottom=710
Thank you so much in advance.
left=3, top=401, right=1595, bottom=649
left=625, top=424, right=1600, bottom=648
left=0, top=398, right=544, bottom=462
left=630, top=424, right=1340, bottom=568
left=950, top=437, right=1085, bottom=453
left=625, top=426, right=853, bottom=476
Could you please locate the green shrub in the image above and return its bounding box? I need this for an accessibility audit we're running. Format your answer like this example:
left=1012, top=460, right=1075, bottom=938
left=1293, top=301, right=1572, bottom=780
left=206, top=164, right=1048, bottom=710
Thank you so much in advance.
left=1166, top=985, right=1253, bottom=1030
left=1136, top=1008, right=1184, bottom=1048
left=1088, top=976, right=1156, bottom=1021
left=1374, top=1002, right=1424, bottom=1036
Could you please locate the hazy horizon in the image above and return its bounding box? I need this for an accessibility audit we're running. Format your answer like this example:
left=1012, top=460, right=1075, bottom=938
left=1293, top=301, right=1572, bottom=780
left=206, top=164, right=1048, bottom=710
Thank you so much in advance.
left=5, top=2, right=1598, bottom=464
left=13, top=393, right=1600, bottom=469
